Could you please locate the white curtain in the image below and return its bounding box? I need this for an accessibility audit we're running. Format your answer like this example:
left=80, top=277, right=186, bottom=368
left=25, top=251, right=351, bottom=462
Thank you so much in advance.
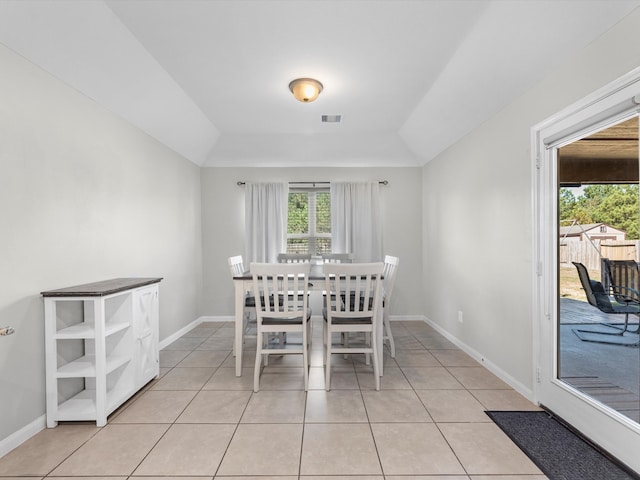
left=244, top=182, right=288, bottom=264
left=330, top=182, right=383, bottom=262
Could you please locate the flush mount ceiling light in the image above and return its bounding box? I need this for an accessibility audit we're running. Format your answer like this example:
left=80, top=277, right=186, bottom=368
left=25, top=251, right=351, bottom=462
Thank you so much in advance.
left=289, top=78, right=323, bottom=103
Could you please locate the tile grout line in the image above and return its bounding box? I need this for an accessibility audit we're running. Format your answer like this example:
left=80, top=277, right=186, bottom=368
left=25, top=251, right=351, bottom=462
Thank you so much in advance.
left=128, top=327, right=221, bottom=478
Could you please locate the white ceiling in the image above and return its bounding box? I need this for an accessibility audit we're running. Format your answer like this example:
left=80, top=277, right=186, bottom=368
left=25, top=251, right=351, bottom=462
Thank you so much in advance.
left=0, top=0, right=639, bottom=167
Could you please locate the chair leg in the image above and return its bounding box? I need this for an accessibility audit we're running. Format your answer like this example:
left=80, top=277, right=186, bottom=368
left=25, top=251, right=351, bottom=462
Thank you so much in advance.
left=325, top=326, right=332, bottom=391
left=384, top=310, right=396, bottom=358
left=371, top=329, right=380, bottom=391
left=302, top=329, right=309, bottom=391
left=307, top=321, right=313, bottom=364
left=364, top=332, right=371, bottom=365
left=262, top=332, right=270, bottom=366
left=343, top=333, right=349, bottom=360
left=322, top=320, right=327, bottom=367
left=601, top=313, right=633, bottom=335
left=254, top=333, right=263, bottom=393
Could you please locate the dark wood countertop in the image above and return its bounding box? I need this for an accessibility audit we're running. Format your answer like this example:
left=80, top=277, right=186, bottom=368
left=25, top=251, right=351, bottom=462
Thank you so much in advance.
left=41, top=277, right=163, bottom=297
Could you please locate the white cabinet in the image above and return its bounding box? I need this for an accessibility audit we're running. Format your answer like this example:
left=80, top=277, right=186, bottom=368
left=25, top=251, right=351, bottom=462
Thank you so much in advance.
left=42, top=278, right=161, bottom=427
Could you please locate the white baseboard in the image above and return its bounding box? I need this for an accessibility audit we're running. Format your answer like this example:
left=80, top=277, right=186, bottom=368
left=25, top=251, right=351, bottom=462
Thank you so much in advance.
left=389, top=314, right=428, bottom=321
left=199, top=315, right=233, bottom=323
left=0, top=414, right=46, bottom=458
left=423, top=316, right=534, bottom=402
left=159, top=317, right=204, bottom=350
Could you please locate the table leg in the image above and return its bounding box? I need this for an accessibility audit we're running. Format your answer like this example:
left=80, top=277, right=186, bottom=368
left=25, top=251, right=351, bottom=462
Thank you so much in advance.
left=377, top=297, right=384, bottom=377
left=234, top=280, right=244, bottom=376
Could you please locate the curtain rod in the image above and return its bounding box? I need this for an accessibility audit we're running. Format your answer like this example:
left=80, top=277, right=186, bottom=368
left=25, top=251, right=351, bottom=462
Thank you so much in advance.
left=236, top=180, right=388, bottom=186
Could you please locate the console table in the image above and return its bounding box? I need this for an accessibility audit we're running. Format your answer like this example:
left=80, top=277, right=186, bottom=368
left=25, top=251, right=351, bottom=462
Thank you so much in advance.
left=42, top=277, right=162, bottom=427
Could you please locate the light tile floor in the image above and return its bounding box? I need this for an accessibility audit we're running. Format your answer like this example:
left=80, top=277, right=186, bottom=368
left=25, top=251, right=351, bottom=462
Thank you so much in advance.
left=0, top=320, right=547, bottom=479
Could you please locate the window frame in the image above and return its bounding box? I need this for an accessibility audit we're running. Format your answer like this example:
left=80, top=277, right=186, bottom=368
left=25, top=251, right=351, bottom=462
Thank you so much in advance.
left=287, top=186, right=331, bottom=255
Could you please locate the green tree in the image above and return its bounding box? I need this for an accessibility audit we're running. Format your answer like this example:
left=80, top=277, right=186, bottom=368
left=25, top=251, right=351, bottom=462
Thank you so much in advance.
left=288, top=192, right=308, bottom=234
left=591, top=185, right=639, bottom=239
left=567, top=184, right=640, bottom=240
left=559, top=188, right=577, bottom=222
left=316, top=192, right=331, bottom=233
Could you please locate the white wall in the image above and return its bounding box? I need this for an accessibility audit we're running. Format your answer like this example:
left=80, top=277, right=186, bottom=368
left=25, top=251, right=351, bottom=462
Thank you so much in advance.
left=0, top=44, right=203, bottom=442
left=5, top=3, right=640, bottom=457
left=201, top=167, right=423, bottom=319
left=422, top=8, right=640, bottom=396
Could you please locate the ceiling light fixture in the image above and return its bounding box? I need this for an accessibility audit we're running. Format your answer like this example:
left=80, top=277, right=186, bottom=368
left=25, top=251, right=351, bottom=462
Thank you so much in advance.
left=289, top=78, right=323, bottom=103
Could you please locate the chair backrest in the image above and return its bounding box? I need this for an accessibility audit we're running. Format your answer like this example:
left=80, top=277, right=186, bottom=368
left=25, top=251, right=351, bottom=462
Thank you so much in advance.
left=321, top=253, right=354, bottom=263
left=572, top=262, right=614, bottom=313
left=382, top=255, right=400, bottom=301
left=228, top=255, right=245, bottom=277
left=602, top=258, right=640, bottom=303
left=250, top=262, right=311, bottom=322
left=323, top=262, right=384, bottom=321
left=277, top=253, right=312, bottom=263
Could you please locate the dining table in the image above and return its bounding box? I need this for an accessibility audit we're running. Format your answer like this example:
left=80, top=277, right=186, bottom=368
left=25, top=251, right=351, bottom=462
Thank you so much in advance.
left=232, top=261, right=384, bottom=377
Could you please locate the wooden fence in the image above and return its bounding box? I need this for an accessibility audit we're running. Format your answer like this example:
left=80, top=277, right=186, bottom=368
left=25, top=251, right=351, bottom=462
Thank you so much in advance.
left=559, top=240, right=639, bottom=270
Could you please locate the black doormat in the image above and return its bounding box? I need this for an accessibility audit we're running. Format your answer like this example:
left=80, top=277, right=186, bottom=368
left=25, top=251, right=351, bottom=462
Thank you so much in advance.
left=486, top=410, right=639, bottom=480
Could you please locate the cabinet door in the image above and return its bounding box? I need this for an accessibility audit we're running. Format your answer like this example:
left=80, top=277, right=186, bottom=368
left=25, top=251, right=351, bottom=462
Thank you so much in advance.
left=133, top=284, right=159, bottom=386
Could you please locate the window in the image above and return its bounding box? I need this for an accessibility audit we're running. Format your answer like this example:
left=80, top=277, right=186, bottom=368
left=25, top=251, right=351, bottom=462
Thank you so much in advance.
left=287, top=189, right=331, bottom=254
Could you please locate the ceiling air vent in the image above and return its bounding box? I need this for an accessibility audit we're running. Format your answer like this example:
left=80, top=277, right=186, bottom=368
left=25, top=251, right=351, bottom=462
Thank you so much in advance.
left=321, top=114, right=342, bottom=123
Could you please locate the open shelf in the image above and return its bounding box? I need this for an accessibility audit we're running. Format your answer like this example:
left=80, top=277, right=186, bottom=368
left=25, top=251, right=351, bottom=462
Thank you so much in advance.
left=56, top=390, right=97, bottom=421
left=54, top=323, right=95, bottom=339
left=105, top=321, right=131, bottom=337
left=55, top=382, right=134, bottom=421
left=56, top=354, right=131, bottom=378
left=54, top=320, right=131, bottom=340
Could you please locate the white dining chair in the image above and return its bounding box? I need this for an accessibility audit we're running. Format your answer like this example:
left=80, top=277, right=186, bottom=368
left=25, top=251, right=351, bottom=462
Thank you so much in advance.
left=277, top=253, right=312, bottom=263
left=321, top=253, right=354, bottom=351
left=382, top=255, right=400, bottom=358
left=229, top=255, right=287, bottom=358
left=228, top=255, right=256, bottom=339
left=275, top=253, right=312, bottom=347
left=321, top=253, right=354, bottom=263
left=250, top=262, right=312, bottom=392
left=322, top=262, right=384, bottom=391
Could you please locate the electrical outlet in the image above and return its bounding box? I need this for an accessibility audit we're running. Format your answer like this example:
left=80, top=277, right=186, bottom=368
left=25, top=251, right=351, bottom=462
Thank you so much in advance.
left=458, top=310, right=463, bottom=323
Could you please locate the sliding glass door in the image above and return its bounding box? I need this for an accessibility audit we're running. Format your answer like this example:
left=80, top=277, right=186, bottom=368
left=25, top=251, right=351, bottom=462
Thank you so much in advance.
left=557, top=117, right=639, bottom=424
left=534, top=71, right=640, bottom=473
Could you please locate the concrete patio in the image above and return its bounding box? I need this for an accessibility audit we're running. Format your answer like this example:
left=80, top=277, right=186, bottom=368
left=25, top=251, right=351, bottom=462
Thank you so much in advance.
left=559, top=297, right=639, bottom=422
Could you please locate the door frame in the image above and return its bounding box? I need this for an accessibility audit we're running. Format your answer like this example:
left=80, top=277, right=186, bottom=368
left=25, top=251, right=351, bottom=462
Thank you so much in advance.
left=532, top=66, right=640, bottom=473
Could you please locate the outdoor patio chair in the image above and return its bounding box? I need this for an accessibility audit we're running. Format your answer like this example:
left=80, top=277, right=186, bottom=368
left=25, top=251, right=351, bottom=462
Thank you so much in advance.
left=602, top=258, right=640, bottom=334
left=572, top=262, right=640, bottom=346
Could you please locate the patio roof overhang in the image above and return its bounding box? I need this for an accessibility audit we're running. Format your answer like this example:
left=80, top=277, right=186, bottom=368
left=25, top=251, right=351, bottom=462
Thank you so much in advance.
left=558, top=117, right=638, bottom=186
